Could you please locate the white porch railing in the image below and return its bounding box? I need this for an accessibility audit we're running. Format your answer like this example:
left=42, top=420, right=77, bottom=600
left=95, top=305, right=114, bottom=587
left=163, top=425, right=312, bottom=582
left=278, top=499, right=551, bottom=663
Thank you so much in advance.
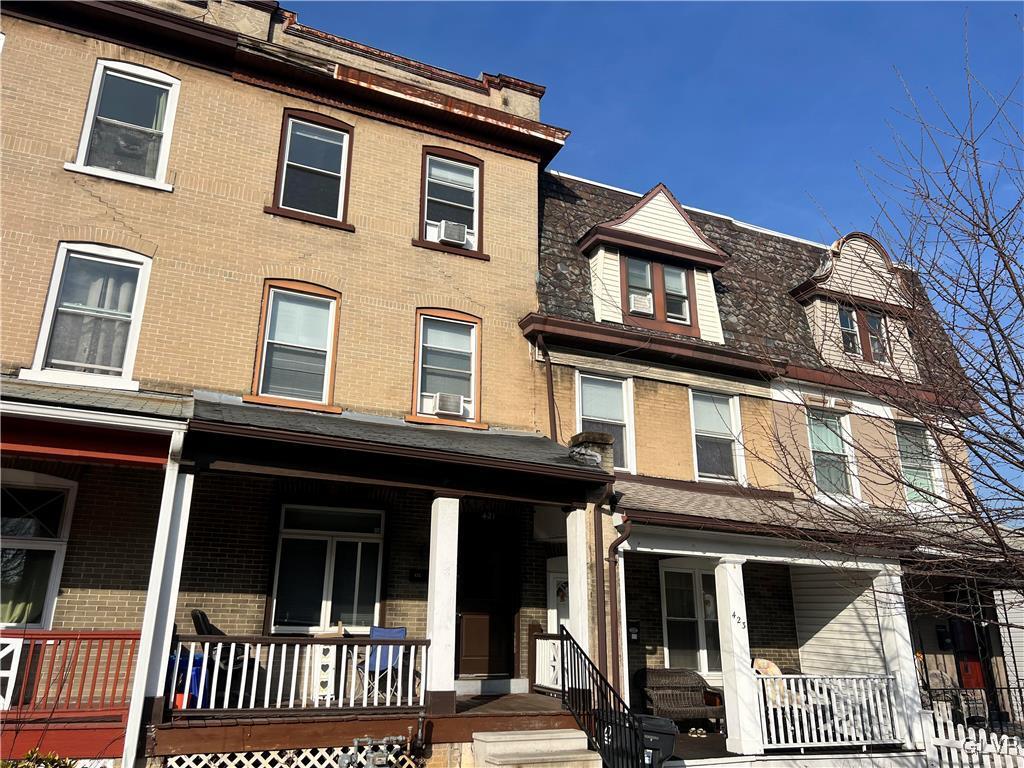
left=532, top=633, right=562, bottom=692
left=756, top=674, right=901, bottom=749
left=167, top=635, right=428, bottom=714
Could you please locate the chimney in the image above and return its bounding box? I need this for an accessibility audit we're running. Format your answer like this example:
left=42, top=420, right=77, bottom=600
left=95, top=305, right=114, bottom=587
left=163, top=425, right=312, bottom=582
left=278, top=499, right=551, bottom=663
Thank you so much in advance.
left=568, top=431, right=615, bottom=474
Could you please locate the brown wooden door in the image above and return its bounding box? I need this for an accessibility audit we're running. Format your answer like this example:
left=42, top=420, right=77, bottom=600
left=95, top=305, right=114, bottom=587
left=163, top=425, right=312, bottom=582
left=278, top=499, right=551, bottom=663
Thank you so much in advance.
left=456, top=508, right=518, bottom=677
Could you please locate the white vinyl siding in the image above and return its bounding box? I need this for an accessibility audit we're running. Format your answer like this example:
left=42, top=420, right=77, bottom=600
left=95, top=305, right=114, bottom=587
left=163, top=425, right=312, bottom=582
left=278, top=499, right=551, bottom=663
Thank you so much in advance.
left=692, top=269, right=724, bottom=344
left=790, top=566, right=886, bottom=675
left=823, top=238, right=909, bottom=307
left=996, top=591, right=1024, bottom=691
left=612, top=191, right=717, bottom=254
left=589, top=246, right=622, bottom=323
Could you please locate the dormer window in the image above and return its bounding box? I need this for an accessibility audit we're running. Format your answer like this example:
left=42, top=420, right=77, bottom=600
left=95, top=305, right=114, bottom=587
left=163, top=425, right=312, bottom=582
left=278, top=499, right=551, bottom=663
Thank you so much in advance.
left=865, top=312, right=888, bottom=362
left=836, top=305, right=890, bottom=364
left=838, top=307, right=860, bottom=354
left=620, top=256, right=698, bottom=335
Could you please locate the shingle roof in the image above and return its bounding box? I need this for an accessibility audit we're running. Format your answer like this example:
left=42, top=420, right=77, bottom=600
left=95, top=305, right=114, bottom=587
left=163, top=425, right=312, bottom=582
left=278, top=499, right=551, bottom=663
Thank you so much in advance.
left=538, top=172, right=827, bottom=368
left=191, top=391, right=610, bottom=478
left=0, top=377, right=192, bottom=419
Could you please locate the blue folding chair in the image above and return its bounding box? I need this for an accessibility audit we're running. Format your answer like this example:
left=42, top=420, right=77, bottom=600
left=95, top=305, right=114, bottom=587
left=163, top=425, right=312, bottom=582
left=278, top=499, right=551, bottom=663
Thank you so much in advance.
left=364, top=626, right=407, bottom=703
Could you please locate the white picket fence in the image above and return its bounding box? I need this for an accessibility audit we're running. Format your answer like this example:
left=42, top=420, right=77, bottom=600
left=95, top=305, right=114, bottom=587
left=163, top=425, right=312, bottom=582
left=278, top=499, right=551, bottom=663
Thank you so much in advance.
left=925, top=709, right=1024, bottom=768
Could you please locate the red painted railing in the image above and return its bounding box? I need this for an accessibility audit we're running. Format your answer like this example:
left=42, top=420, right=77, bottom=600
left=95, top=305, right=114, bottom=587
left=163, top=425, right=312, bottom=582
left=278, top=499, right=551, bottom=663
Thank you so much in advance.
left=0, top=630, right=140, bottom=721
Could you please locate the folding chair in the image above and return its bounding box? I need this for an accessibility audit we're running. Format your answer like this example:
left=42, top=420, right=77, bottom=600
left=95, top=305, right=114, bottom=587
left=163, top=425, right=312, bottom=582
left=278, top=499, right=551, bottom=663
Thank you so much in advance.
left=362, top=626, right=407, bottom=704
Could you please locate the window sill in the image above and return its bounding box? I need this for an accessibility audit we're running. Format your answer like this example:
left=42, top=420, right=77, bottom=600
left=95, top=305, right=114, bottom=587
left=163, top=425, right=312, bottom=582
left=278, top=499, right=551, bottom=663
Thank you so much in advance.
left=64, top=162, right=173, bottom=192
left=411, top=238, right=490, bottom=261
left=18, top=368, right=140, bottom=391
left=625, top=311, right=700, bottom=337
left=263, top=206, right=356, bottom=232
left=242, top=394, right=342, bottom=414
left=405, top=413, right=489, bottom=430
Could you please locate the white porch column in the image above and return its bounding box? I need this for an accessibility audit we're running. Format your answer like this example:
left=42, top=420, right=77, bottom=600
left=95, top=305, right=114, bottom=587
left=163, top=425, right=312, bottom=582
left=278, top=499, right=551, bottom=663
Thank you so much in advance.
left=874, top=567, right=925, bottom=749
left=123, top=431, right=194, bottom=767
left=425, top=495, right=459, bottom=713
left=566, top=506, right=591, bottom=655
left=715, top=556, right=764, bottom=756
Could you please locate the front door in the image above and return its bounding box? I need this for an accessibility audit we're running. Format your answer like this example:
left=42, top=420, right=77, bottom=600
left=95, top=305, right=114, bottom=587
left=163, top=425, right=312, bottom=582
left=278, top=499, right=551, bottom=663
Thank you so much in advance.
left=456, top=508, right=518, bottom=677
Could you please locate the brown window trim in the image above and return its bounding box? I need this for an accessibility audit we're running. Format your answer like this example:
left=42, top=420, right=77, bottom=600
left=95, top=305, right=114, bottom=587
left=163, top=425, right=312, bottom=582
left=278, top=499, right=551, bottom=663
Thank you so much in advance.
left=416, top=145, right=485, bottom=258
left=265, top=109, right=355, bottom=232
left=244, top=278, right=343, bottom=414
left=839, top=303, right=887, bottom=365
left=408, top=307, right=488, bottom=429
left=619, top=255, right=701, bottom=337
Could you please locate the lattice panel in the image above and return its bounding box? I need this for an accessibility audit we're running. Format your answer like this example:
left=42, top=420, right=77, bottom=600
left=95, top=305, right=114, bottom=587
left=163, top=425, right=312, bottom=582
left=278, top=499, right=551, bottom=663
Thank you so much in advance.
left=166, top=744, right=418, bottom=768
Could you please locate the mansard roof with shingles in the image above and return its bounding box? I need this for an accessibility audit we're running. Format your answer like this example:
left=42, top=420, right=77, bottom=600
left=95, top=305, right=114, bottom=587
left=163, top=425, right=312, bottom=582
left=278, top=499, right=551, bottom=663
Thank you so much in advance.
left=538, top=171, right=830, bottom=369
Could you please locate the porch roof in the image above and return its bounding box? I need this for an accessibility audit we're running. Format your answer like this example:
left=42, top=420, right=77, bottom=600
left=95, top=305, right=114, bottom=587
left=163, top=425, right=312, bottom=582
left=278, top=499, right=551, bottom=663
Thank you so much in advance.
left=0, top=377, right=193, bottom=420
left=189, top=391, right=611, bottom=481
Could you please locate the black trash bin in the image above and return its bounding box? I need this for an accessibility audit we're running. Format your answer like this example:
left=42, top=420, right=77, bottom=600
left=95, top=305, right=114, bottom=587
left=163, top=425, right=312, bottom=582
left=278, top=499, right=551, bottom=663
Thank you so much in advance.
left=591, top=707, right=641, bottom=768
left=635, top=714, right=678, bottom=768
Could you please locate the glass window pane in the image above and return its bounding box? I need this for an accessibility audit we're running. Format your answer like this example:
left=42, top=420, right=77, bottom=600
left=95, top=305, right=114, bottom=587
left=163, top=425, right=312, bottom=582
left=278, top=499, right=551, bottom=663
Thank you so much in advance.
left=421, top=369, right=471, bottom=398
left=580, top=419, right=625, bottom=468
left=0, top=548, right=55, bottom=626
left=813, top=453, right=851, bottom=495
left=422, top=319, right=472, bottom=352
left=58, top=256, right=138, bottom=314
left=274, top=539, right=327, bottom=627
left=626, top=259, right=651, bottom=290
left=666, top=619, right=699, bottom=669
left=897, top=425, right=929, bottom=466
left=268, top=291, right=331, bottom=350
left=422, top=347, right=472, bottom=372
left=808, top=411, right=844, bottom=454
left=705, top=621, right=722, bottom=672
left=701, top=574, right=718, bottom=618
left=664, top=266, right=686, bottom=296
left=86, top=120, right=163, bottom=178
left=425, top=199, right=474, bottom=228
left=283, top=508, right=383, bottom=534
left=903, top=466, right=934, bottom=503
left=581, top=377, right=624, bottom=422
left=354, top=542, right=380, bottom=627
left=696, top=435, right=736, bottom=479
left=281, top=165, right=342, bottom=218
left=0, top=488, right=66, bottom=539
left=666, top=295, right=688, bottom=321
left=663, top=571, right=696, bottom=618
left=287, top=122, right=344, bottom=173
left=839, top=307, right=856, bottom=331
left=427, top=182, right=474, bottom=208
left=693, top=393, right=733, bottom=436
left=428, top=157, right=475, bottom=188
left=329, top=540, right=358, bottom=626
left=96, top=72, right=167, bottom=129
left=261, top=343, right=326, bottom=401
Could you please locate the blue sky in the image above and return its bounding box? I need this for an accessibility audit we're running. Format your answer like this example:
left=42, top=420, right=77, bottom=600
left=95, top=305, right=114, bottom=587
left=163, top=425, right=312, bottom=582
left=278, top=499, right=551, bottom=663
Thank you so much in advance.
left=290, top=2, right=1022, bottom=244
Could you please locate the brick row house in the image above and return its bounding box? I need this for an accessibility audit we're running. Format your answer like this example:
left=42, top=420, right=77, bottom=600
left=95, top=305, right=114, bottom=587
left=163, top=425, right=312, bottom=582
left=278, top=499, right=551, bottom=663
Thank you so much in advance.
left=0, top=2, right=1016, bottom=767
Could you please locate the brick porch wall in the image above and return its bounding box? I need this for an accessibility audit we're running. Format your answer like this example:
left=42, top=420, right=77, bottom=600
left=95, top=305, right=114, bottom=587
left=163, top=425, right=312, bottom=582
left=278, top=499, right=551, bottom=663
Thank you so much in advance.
left=2, top=456, right=164, bottom=630
left=623, top=553, right=802, bottom=702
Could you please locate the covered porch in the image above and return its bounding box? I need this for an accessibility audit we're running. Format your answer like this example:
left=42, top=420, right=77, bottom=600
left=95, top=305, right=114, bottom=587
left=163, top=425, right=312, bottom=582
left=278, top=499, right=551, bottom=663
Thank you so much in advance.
left=615, top=485, right=926, bottom=764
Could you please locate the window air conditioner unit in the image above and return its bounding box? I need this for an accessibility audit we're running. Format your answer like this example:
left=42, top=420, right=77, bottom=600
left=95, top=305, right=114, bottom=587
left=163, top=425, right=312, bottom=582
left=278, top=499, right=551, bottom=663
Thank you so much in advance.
left=629, top=292, right=654, bottom=314
left=438, top=220, right=468, bottom=247
left=432, top=392, right=465, bottom=417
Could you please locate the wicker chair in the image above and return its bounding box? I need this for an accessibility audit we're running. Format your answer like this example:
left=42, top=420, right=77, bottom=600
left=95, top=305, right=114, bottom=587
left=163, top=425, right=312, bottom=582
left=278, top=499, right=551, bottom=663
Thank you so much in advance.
left=637, top=667, right=726, bottom=729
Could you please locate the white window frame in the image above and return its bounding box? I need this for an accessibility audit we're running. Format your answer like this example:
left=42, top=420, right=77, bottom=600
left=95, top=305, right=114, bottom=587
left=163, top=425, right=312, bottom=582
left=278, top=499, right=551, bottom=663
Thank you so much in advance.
left=423, top=155, right=479, bottom=249
left=658, top=558, right=721, bottom=684
left=865, top=311, right=889, bottom=362
left=806, top=408, right=862, bottom=503
left=0, top=469, right=77, bottom=630
left=895, top=421, right=947, bottom=513
left=278, top=117, right=350, bottom=220
left=575, top=370, right=636, bottom=473
left=64, top=59, right=180, bottom=192
left=257, top=287, right=338, bottom=405
left=838, top=306, right=861, bottom=355
left=663, top=265, right=690, bottom=325
left=270, top=505, right=384, bottom=635
left=415, top=314, right=478, bottom=421
left=19, top=242, right=152, bottom=391
left=689, top=389, right=746, bottom=484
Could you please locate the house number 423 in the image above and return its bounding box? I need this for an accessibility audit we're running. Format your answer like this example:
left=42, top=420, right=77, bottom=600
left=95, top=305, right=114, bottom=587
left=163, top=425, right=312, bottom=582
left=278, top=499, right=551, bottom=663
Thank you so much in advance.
left=732, top=611, right=747, bottom=629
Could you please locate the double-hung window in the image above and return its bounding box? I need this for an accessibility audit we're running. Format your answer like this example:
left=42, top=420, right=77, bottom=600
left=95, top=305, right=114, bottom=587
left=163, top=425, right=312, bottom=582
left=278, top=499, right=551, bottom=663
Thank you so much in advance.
left=626, top=258, right=654, bottom=315
left=0, top=470, right=76, bottom=629
left=578, top=373, right=632, bottom=471
left=422, top=150, right=480, bottom=251
left=252, top=281, right=340, bottom=408
left=838, top=307, right=860, bottom=354
left=272, top=506, right=383, bottom=633
left=896, top=423, right=936, bottom=506
left=865, top=312, right=888, bottom=362
left=271, top=112, right=352, bottom=225
left=621, top=257, right=696, bottom=333
left=692, top=392, right=740, bottom=481
left=664, top=265, right=690, bottom=324
left=808, top=409, right=852, bottom=497
left=21, top=243, right=151, bottom=390
left=661, top=566, right=721, bottom=674
left=67, top=60, right=180, bottom=190
left=415, top=310, right=480, bottom=422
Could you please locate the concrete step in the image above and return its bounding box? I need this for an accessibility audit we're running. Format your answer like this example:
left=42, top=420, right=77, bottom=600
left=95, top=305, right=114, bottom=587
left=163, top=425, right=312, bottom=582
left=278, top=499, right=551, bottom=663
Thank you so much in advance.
left=472, top=729, right=590, bottom=764
left=484, top=750, right=602, bottom=768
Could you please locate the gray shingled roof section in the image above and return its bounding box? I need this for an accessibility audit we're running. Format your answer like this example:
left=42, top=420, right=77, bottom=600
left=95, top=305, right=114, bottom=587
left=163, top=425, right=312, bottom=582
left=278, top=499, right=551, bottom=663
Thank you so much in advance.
left=538, top=172, right=826, bottom=368
left=0, top=377, right=192, bottom=419
left=191, top=393, right=608, bottom=476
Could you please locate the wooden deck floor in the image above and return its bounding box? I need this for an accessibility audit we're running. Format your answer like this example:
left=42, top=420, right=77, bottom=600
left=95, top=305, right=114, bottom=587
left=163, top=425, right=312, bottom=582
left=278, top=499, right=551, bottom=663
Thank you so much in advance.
left=671, top=732, right=735, bottom=760
left=456, top=692, right=565, bottom=715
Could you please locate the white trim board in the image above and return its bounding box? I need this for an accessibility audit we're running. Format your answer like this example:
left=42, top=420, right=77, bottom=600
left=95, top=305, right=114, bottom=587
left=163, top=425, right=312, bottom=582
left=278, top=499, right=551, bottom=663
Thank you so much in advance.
left=0, top=400, right=187, bottom=433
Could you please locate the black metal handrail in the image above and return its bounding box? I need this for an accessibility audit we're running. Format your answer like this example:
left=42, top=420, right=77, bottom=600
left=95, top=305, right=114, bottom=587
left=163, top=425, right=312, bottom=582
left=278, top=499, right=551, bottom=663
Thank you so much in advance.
left=925, top=685, right=1024, bottom=735
left=559, top=625, right=644, bottom=768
